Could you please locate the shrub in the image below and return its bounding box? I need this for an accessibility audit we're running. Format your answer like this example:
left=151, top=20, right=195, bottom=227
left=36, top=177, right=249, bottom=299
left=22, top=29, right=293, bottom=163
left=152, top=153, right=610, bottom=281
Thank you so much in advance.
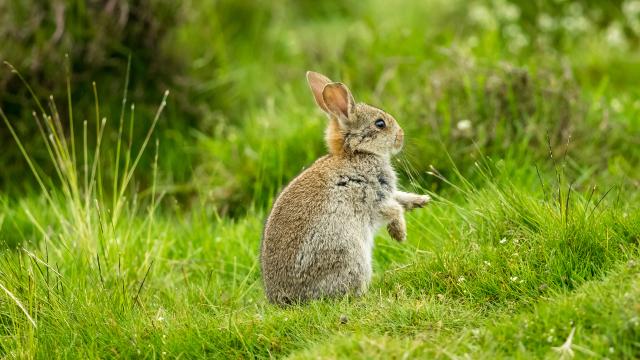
left=0, top=0, right=182, bottom=190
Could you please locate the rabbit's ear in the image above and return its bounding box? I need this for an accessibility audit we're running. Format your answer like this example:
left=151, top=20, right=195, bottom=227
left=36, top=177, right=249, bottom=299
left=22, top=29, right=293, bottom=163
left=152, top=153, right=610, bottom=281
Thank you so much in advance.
left=306, top=71, right=333, bottom=112
left=322, top=82, right=356, bottom=127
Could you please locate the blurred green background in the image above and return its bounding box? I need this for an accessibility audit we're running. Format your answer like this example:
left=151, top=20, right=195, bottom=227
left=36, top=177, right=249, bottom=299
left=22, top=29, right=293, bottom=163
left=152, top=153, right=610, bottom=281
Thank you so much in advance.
left=2, top=0, right=639, bottom=214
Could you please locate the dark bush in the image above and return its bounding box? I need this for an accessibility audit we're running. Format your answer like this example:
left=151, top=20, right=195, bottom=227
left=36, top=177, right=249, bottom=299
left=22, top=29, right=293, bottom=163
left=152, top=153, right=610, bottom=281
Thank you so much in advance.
left=0, top=0, right=183, bottom=191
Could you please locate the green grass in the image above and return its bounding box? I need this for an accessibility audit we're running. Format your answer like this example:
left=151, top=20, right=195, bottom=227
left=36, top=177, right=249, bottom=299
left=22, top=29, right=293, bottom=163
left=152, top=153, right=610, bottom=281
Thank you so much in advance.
left=1, top=0, right=640, bottom=358
left=1, top=159, right=638, bottom=358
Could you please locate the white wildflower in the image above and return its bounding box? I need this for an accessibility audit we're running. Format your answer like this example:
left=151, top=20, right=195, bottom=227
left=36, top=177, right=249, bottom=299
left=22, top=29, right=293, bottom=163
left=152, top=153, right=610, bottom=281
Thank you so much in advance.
left=624, top=0, right=640, bottom=33
left=561, top=15, right=591, bottom=34
left=624, top=0, right=640, bottom=15
left=469, top=4, right=496, bottom=29
left=610, top=98, right=623, bottom=113
left=606, top=22, right=628, bottom=50
left=504, top=24, right=529, bottom=52
left=457, top=119, right=472, bottom=131
left=538, top=13, right=556, bottom=32
left=552, top=327, right=576, bottom=359
left=155, top=307, right=166, bottom=322
left=495, top=0, right=521, bottom=22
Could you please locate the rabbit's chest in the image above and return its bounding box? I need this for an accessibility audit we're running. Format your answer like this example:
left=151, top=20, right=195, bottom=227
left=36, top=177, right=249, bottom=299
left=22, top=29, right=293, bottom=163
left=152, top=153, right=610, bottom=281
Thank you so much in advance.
left=333, top=169, right=396, bottom=209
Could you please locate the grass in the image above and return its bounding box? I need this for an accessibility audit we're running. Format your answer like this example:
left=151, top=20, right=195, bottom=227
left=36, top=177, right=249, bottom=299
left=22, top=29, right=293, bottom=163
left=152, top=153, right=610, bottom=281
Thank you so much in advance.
left=1, top=0, right=640, bottom=358
left=1, top=157, right=638, bottom=358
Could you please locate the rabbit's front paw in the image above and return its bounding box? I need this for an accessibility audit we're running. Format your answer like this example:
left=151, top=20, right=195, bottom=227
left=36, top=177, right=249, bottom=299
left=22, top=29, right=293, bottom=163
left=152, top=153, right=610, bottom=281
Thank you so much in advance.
left=395, top=191, right=431, bottom=211
left=387, top=220, right=406, bottom=242
left=411, top=194, right=431, bottom=208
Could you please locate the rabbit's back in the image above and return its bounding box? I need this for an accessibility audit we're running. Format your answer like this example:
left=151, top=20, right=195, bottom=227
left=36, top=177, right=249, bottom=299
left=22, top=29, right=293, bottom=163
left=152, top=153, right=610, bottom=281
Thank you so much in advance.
left=261, top=154, right=396, bottom=304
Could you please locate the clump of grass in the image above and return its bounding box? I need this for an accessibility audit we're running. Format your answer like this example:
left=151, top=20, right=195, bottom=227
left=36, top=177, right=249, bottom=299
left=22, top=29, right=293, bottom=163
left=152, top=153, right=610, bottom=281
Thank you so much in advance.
left=290, top=260, right=640, bottom=358
left=1, top=60, right=168, bottom=247
left=0, top=62, right=169, bottom=355
left=387, top=149, right=639, bottom=301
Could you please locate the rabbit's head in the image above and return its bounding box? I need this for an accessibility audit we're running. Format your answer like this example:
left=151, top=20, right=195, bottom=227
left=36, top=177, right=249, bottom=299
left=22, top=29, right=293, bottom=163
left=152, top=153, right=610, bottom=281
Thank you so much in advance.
left=306, top=71, right=404, bottom=157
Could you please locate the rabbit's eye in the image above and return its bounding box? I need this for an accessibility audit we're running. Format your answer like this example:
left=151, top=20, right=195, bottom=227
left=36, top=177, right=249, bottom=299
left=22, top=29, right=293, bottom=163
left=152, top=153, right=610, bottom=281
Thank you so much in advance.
left=374, top=119, right=386, bottom=129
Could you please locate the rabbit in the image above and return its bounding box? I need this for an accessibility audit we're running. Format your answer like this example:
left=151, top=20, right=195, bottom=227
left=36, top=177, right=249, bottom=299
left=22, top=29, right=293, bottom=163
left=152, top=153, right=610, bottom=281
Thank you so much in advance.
left=260, top=71, right=431, bottom=305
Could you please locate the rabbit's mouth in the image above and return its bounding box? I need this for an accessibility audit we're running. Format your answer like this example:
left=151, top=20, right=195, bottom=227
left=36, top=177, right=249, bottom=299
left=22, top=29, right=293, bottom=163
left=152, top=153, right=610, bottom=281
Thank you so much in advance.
left=394, top=129, right=404, bottom=150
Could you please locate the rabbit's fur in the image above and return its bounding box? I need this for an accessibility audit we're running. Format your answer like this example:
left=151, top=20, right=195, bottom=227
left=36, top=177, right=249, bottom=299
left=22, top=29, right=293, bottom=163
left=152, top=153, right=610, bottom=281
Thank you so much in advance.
left=261, top=71, right=430, bottom=305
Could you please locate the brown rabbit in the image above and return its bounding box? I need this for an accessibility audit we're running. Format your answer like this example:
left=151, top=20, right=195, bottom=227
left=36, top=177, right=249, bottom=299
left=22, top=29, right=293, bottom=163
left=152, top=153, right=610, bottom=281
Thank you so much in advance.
left=260, top=71, right=430, bottom=305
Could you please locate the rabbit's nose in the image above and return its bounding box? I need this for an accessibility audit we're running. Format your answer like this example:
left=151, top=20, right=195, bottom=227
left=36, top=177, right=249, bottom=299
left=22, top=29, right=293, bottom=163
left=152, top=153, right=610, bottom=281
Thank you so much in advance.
left=396, top=129, right=404, bottom=144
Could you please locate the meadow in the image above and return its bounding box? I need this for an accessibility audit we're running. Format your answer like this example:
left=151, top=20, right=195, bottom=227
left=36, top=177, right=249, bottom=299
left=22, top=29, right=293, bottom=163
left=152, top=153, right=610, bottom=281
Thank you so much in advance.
left=1, top=0, right=639, bottom=358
